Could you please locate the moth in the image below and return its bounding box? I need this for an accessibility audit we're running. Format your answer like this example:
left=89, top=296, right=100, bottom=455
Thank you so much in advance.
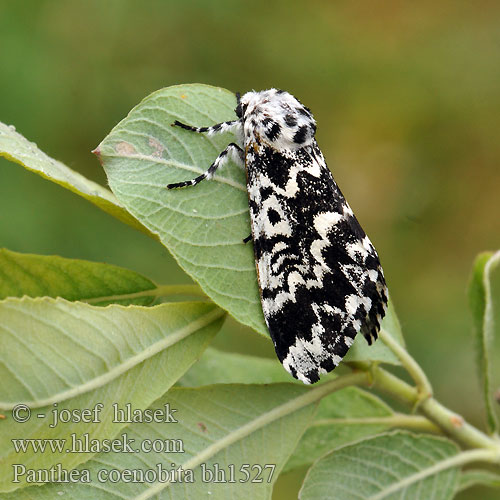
left=168, top=89, right=388, bottom=384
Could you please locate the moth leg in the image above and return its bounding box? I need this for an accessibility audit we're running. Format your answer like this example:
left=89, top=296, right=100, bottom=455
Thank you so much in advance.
left=172, top=119, right=240, bottom=136
left=167, top=143, right=244, bottom=189
left=242, top=234, right=252, bottom=244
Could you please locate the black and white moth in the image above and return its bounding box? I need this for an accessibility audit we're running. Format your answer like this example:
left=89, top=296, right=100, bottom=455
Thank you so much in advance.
left=167, top=88, right=388, bottom=384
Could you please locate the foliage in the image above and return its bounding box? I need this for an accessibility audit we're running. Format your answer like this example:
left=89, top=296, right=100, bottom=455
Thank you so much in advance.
left=0, top=84, right=499, bottom=499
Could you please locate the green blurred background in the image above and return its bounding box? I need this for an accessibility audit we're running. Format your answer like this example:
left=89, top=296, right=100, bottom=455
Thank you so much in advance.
left=1, top=1, right=499, bottom=498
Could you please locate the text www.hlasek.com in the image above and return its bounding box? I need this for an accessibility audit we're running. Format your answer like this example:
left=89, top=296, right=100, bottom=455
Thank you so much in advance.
left=12, top=433, right=183, bottom=454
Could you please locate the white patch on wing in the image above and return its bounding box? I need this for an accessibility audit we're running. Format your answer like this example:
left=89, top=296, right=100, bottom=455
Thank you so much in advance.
left=345, top=294, right=372, bottom=316
left=362, top=235, right=373, bottom=252
left=306, top=211, right=343, bottom=288
left=346, top=240, right=370, bottom=261
left=351, top=318, right=362, bottom=332
left=303, top=156, right=322, bottom=178
left=344, top=336, right=354, bottom=347
left=272, top=252, right=298, bottom=273
left=340, top=264, right=364, bottom=290
left=252, top=193, right=292, bottom=239
left=272, top=241, right=287, bottom=252
left=314, top=211, right=343, bottom=236
left=258, top=164, right=300, bottom=198
left=248, top=180, right=261, bottom=205
left=282, top=338, right=316, bottom=383
left=343, top=204, right=354, bottom=217
left=331, top=354, right=343, bottom=366
left=262, top=270, right=305, bottom=314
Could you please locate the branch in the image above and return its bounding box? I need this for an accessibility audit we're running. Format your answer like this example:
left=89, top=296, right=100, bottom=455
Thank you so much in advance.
left=372, top=366, right=500, bottom=452
left=379, top=328, right=432, bottom=401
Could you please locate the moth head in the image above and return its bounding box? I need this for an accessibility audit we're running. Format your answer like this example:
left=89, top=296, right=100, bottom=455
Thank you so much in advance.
left=237, top=89, right=317, bottom=150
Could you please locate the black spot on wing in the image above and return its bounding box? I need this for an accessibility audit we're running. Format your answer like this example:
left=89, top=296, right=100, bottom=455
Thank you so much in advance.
left=267, top=208, right=281, bottom=224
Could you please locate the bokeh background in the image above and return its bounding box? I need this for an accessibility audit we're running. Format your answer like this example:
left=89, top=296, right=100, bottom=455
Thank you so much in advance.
left=1, top=1, right=499, bottom=498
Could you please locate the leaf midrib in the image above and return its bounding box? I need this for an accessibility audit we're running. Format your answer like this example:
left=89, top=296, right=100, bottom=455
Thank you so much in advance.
left=0, top=305, right=224, bottom=410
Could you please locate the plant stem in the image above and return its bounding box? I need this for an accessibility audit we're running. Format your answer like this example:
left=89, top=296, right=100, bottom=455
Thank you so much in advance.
left=372, top=366, right=500, bottom=452
left=379, top=328, right=433, bottom=400
left=420, top=397, right=500, bottom=452
left=370, top=328, right=500, bottom=453
left=371, top=365, right=418, bottom=406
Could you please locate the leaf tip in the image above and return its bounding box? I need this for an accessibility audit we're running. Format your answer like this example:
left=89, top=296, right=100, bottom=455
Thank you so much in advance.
left=91, top=147, right=103, bottom=164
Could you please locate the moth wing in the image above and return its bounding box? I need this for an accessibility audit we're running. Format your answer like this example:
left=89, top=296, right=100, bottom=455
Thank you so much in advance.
left=248, top=142, right=387, bottom=384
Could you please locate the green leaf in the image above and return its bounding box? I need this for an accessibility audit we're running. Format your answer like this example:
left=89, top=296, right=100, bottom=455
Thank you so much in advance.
left=5, top=384, right=316, bottom=499
left=457, top=469, right=500, bottom=492
left=0, top=298, right=223, bottom=492
left=285, top=388, right=393, bottom=472
left=0, top=248, right=156, bottom=305
left=179, top=347, right=294, bottom=386
left=380, top=297, right=405, bottom=346
left=299, top=431, right=460, bottom=500
left=97, top=83, right=402, bottom=366
left=179, top=347, right=399, bottom=473
left=96, top=84, right=265, bottom=335
left=0, top=121, right=154, bottom=239
left=0, top=298, right=223, bottom=409
left=468, top=250, right=500, bottom=434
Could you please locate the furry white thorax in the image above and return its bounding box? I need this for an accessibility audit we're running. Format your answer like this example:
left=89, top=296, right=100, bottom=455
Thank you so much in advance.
left=239, top=89, right=317, bottom=150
